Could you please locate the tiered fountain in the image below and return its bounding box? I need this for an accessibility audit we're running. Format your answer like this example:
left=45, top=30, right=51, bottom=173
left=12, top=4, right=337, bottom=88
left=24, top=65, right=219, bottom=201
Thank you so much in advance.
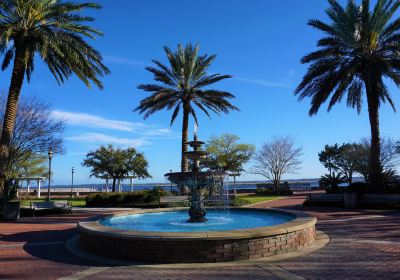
left=164, top=128, right=225, bottom=222
left=77, top=129, right=317, bottom=263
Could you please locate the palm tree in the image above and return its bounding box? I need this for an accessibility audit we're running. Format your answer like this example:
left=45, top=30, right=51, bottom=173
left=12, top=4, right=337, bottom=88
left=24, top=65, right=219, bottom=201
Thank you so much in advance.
left=295, top=0, right=400, bottom=192
left=320, top=172, right=346, bottom=192
left=0, top=0, right=109, bottom=183
left=136, top=43, right=238, bottom=172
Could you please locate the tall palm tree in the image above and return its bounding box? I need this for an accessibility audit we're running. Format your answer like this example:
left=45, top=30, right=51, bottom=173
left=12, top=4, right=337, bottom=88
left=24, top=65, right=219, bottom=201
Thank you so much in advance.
left=295, top=0, right=400, bottom=192
left=0, top=0, right=109, bottom=182
left=136, top=43, right=238, bottom=172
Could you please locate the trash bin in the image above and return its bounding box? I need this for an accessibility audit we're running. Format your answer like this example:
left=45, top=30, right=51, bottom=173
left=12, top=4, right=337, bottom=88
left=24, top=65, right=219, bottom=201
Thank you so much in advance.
left=344, top=192, right=358, bottom=209
left=3, top=201, right=20, bottom=220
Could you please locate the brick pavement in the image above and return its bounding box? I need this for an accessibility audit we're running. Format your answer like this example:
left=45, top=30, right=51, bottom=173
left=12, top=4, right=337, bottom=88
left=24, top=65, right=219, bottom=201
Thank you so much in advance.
left=0, top=195, right=399, bottom=280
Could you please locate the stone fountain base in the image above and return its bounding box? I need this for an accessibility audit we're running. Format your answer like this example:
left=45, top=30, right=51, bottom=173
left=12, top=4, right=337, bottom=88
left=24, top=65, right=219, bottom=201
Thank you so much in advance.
left=78, top=208, right=317, bottom=263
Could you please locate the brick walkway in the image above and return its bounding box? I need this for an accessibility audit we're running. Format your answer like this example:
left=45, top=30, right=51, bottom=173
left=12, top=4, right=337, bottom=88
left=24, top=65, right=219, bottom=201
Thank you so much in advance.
left=1, top=195, right=400, bottom=280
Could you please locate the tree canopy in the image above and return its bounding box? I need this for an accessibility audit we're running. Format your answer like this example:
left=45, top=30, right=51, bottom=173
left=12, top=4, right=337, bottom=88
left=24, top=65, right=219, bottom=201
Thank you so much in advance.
left=204, top=134, right=255, bottom=174
left=252, top=136, right=302, bottom=193
left=318, top=143, right=360, bottom=184
left=136, top=43, right=238, bottom=172
left=82, top=145, right=151, bottom=192
left=0, top=94, right=64, bottom=176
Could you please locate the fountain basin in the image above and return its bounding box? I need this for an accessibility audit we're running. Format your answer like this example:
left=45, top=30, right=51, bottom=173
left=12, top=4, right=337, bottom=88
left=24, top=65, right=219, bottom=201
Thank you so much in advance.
left=78, top=208, right=316, bottom=263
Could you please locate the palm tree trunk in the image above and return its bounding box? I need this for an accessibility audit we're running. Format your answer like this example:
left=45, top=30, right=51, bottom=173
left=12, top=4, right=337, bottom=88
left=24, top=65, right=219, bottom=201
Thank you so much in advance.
left=0, top=49, right=26, bottom=186
left=181, top=102, right=189, bottom=172
left=366, top=81, right=383, bottom=193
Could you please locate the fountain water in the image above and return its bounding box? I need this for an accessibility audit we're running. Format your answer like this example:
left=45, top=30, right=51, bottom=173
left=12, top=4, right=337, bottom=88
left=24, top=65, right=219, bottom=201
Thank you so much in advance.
left=164, top=130, right=225, bottom=223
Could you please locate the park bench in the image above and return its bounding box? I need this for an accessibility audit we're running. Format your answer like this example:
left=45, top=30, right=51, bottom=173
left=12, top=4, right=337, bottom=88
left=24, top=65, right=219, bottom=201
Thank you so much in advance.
left=307, top=193, right=344, bottom=202
left=30, top=200, right=72, bottom=216
left=360, top=194, right=400, bottom=206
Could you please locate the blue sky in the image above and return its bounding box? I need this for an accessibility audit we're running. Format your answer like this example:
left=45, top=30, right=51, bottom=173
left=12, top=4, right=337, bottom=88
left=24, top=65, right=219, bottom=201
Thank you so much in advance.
left=2, top=0, right=400, bottom=185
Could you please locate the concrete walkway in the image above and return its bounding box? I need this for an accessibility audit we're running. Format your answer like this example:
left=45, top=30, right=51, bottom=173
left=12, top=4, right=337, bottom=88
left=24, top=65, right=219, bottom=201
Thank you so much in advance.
left=1, top=194, right=399, bottom=280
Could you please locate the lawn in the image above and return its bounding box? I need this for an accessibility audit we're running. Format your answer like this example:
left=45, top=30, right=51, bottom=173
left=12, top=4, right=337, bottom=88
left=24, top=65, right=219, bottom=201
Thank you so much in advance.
left=20, top=197, right=86, bottom=207
left=238, top=195, right=283, bottom=205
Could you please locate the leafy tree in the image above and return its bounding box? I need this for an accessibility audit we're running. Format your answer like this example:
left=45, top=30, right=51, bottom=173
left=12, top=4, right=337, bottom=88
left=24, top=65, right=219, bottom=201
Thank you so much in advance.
left=204, top=134, right=255, bottom=174
left=318, top=144, right=340, bottom=176
left=82, top=145, right=151, bottom=192
left=295, top=0, right=400, bottom=191
left=318, top=143, right=360, bottom=184
left=0, top=1, right=109, bottom=189
left=12, top=153, right=48, bottom=178
left=252, top=136, right=302, bottom=193
left=136, top=43, right=238, bottom=172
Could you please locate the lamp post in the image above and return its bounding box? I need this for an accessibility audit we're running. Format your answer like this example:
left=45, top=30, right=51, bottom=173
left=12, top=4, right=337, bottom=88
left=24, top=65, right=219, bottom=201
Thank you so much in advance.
left=70, top=167, right=75, bottom=198
left=47, top=150, right=53, bottom=201
left=170, top=169, right=173, bottom=192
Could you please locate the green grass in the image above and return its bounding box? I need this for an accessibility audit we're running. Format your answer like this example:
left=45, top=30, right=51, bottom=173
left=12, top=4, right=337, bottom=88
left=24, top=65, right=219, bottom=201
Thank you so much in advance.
left=20, top=197, right=86, bottom=207
left=237, top=195, right=283, bottom=205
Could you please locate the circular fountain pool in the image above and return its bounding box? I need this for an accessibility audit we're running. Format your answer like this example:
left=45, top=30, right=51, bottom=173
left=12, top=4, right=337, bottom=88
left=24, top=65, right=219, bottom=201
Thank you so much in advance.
left=100, top=209, right=294, bottom=232
left=78, top=208, right=317, bottom=263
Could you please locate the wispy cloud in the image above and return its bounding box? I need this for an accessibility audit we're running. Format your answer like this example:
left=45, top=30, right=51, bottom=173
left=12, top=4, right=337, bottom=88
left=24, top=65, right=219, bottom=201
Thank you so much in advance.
left=103, top=55, right=147, bottom=67
left=51, top=110, right=139, bottom=132
left=66, top=133, right=149, bottom=147
left=51, top=111, right=174, bottom=137
left=233, top=77, right=290, bottom=88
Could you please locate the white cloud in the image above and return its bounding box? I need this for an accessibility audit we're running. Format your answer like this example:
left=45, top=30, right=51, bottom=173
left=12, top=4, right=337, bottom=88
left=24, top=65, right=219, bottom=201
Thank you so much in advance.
left=233, top=77, right=290, bottom=88
left=103, top=55, right=147, bottom=67
left=51, top=110, right=137, bottom=132
left=51, top=111, right=175, bottom=138
left=66, top=133, right=149, bottom=147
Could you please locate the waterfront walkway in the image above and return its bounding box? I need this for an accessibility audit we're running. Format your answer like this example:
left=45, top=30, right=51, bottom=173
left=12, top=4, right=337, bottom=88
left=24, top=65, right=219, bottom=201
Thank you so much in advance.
left=1, top=193, right=400, bottom=280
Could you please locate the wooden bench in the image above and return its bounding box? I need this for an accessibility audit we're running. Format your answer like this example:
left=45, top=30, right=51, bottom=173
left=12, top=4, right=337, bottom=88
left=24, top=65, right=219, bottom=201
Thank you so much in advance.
left=307, top=194, right=344, bottom=202
left=30, top=200, right=72, bottom=216
left=160, top=196, right=189, bottom=204
left=360, top=194, right=400, bottom=205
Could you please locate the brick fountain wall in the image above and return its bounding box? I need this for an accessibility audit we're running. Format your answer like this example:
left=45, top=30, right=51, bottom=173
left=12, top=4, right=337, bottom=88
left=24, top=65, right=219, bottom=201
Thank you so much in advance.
left=78, top=208, right=317, bottom=263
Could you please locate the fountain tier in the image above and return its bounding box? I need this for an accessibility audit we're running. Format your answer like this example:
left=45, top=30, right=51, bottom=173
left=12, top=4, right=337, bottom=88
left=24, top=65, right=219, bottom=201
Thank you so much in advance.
left=165, top=133, right=226, bottom=223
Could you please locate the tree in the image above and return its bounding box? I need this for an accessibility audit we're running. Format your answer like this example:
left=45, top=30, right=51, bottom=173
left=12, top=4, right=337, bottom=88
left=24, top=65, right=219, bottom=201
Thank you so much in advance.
left=82, top=145, right=151, bottom=192
left=204, top=134, right=255, bottom=174
left=252, top=136, right=302, bottom=193
left=318, top=143, right=360, bottom=184
left=136, top=43, right=238, bottom=172
left=0, top=1, right=109, bottom=187
left=11, top=153, right=48, bottom=179
left=318, top=144, right=340, bottom=176
left=320, top=172, right=346, bottom=192
left=0, top=94, right=64, bottom=200
left=0, top=94, right=64, bottom=175
left=295, top=0, right=400, bottom=191
left=354, top=138, right=400, bottom=184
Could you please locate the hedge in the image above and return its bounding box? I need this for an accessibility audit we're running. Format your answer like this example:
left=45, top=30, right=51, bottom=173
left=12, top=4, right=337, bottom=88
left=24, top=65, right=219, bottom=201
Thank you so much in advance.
left=85, top=190, right=171, bottom=207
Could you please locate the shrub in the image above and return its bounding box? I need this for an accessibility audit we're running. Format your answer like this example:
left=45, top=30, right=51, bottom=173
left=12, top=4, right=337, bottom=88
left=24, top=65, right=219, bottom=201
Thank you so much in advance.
left=85, top=188, right=173, bottom=207
left=229, top=197, right=251, bottom=207
left=347, top=182, right=368, bottom=194
left=86, top=191, right=152, bottom=207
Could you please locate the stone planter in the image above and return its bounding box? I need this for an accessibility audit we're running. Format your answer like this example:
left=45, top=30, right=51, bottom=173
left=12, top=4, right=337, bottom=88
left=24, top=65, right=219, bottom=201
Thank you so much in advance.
left=344, top=192, right=358, bottom=209
left=3, top=201, right=21, bottom=220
